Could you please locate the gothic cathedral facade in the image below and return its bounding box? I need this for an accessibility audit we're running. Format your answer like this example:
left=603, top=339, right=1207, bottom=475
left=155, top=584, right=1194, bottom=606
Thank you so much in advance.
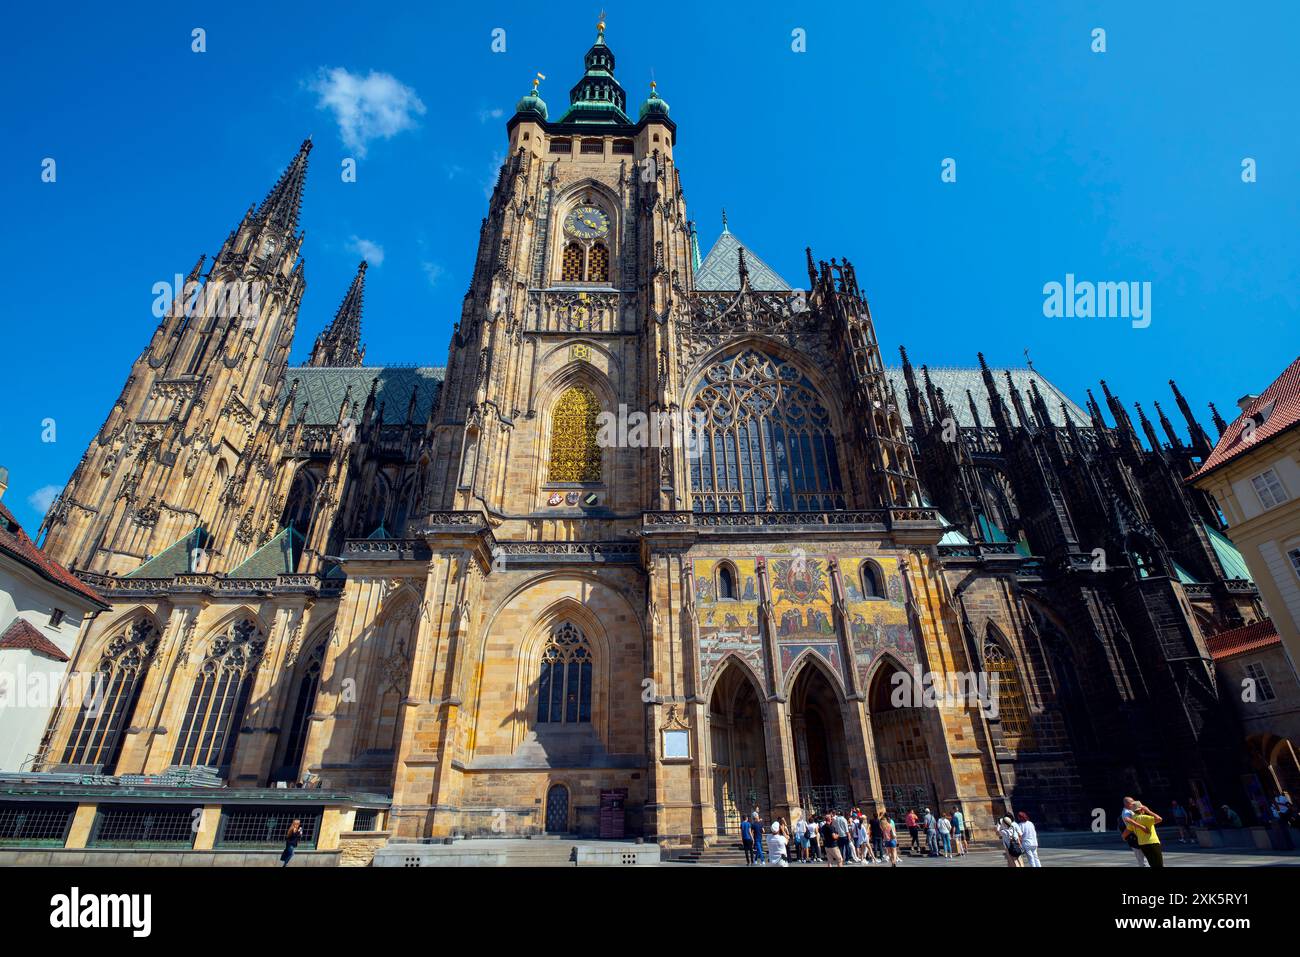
left=34, top=24, right=1266, bottom=845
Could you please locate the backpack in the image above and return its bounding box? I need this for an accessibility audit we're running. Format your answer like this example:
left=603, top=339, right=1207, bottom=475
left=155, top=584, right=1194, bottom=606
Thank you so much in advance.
left=1005, top=827, right=1024, bottom=857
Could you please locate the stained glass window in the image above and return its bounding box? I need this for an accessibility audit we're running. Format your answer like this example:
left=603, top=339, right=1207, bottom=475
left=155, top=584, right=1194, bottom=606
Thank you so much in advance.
left=984, top=630, right=1031, bottom=744
left=172, top=618, right=265, bottom=770
left=587, top=243, right=609, bottom=282
left=561, top=242, right=584, bottom=282
left=537, top=622, right=593, bottom=724
left=688, top=349, right=845, bottom=512
left=62, top=618, right=159, bottom=769
left=548, top=385, right=601, bottom=483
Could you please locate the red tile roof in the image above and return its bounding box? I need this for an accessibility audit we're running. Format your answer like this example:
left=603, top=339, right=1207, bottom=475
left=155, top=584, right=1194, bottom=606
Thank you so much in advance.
left=1193, top=355, right=1300, bottom=479
left=0, top=617, right=71, bottom=662
left=0, top=500, right=107, bottom=608
left=1205, top=618, right=1280, bottom=660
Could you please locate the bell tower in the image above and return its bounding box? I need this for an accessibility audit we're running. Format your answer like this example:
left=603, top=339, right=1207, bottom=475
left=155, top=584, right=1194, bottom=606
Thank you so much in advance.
left=40, top=141, right=312, bottom=575
left=426, top=17, right=693, bottom=529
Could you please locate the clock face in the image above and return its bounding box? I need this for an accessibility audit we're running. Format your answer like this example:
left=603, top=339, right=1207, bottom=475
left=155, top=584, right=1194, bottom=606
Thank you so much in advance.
left=564, top=205, right=610, bottom=239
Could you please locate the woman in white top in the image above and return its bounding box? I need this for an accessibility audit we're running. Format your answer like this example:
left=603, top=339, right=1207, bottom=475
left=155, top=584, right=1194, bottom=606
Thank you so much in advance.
left=1016, top=811, right=1041, bottom=867
left=767, top=822, right=789, bottom=866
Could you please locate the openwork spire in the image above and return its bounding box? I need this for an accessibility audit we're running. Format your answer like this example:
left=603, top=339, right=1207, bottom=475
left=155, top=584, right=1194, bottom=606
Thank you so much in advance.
left=308, top=260, right=367, bottom=368
left=256, top=139, right=313, bottom=233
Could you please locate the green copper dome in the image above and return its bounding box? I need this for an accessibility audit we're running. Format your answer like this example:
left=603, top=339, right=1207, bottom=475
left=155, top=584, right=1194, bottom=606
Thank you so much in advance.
left=516, top=87, right=548, bottom=120
left=639, top=82, right=669, bottom=120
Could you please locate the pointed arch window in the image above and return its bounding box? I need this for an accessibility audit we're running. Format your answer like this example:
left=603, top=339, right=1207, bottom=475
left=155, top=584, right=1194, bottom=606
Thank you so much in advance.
left=717, top=563, right=737, bottom=600
left=561, top=242, right=585, bottom=282
left=548, top=385, right=602, bottom=483
left=861, top=562, right=884, bottom=599
left=983, top=629, right=1031, bottom=744
left=688, top=349, right=845, bottom=513
left=587, top=243, right=609, bottom=282
left=537, top=622, right=593, bottom=725
left=61, top=618, right=159, bottom=769
left=279, top=639, right=325, bottom=781
left=172, top=618, right=265, bottom=771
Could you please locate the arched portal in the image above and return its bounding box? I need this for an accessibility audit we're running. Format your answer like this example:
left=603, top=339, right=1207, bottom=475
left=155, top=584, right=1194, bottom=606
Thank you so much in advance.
left=790, top=660, right=853, bottom=818
left=869, top=660, right=939, bottom=816
left=545, top=783, right=570, bottom=833
left=708, top=662, right=769, bottom=835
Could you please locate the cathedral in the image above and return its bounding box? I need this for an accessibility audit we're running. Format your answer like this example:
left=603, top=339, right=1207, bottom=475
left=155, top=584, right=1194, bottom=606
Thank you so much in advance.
left=31, top=22, right=1268, bottom=848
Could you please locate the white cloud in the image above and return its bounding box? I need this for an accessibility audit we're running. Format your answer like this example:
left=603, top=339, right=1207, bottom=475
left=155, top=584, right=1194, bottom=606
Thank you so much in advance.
left=421, top=262, right=445, bottom=287
left=27, top=484, right=60, bottom=516
left=478, top=108, right=504, bottom=123
left=307, top=67, right=426, bottom=157
left=347, top=236, right=385, bottom=266
left=482, top=151, right=506, bottom=199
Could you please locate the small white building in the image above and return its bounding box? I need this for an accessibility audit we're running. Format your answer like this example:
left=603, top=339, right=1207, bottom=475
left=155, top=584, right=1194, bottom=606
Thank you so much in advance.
left=0, top=468, right=108, bottom=771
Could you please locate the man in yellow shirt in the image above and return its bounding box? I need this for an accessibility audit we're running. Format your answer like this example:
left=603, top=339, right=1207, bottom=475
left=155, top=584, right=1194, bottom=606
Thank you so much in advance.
left=1125, top=804, right=1164, bottom=868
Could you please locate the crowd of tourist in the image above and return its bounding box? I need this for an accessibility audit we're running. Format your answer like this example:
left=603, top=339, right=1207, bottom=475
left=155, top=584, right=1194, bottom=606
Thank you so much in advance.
left=740, top=805, right=982, bottom=867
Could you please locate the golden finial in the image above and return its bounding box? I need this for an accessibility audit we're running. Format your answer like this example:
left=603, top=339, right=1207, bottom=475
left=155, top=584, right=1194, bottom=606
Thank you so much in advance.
left=532, top=71, right=545, bottom=93
left=597, top=9, right=607, bottom=35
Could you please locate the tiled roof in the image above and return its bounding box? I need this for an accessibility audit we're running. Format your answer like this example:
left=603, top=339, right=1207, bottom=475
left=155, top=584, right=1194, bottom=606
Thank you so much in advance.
left=882, top=366, right=1091, bottom=429
left=125, top=527, right=206, bottom=578
left=228, top=527, right=302, bottom=579
left=0, top=617, right=71, bottom=662
left=1193, top=355, right=1300, bottom=479
left=694, top=230, right=791, bottom=291
left=283, top=366, right=444, bottom=426
left=0, top=501, right=106, bottom=608
left=1205, top=618, right=1280, bottom=660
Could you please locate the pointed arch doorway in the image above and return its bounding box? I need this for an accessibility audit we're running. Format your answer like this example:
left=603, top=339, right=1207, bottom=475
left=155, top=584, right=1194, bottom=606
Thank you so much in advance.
left=869, top=659, right=941, bottom=816
left=790, top=658, right=853, bottom=818
left=708, top=662, right=769, bottom=835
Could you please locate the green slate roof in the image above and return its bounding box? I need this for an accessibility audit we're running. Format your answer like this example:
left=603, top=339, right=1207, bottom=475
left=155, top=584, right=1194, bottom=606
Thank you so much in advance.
left=1206, top=525, right=1253, bottom=582
left=284, top=366, right=444, bottom=426
left=126, top=527, right=207, bottom=578
left=883, top=366, right=1092, bottom=430
left=694, top=228, right=792, bottom=291
left=228, top=527, right=303, bottom=579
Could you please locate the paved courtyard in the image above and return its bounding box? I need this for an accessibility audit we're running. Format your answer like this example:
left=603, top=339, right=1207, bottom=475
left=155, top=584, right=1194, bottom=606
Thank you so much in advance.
left=667, top=842, right=1300, bottom=867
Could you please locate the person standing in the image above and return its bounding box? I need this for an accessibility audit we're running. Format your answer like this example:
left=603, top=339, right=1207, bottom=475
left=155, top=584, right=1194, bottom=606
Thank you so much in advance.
left=751, top=812, right=766, bottom=864
left=794, top=814, right=809, bottom=863
left=881, top=811, right=899, bottom=867
left=869, top=810, right=884, bottom=861
left=853, top=814, right=875, bottom=863
left=1016, top=810, right=1041, bottom=867
left=951, top=807, right=966, bottom=856
left=833, top=810, right=853, bottom=864
left=741, top=814, right=756, bottom=865
left=1121, top=797, right=1146, bottom=867
left=280, top=819, right=303, bottom=867
left=996, top=815, right=1025, bottom=868
left=767, top=822, right=789, bottom=866
left=821, top=814, right=843, bottom=867
left=923, top=807, right=939, bottom=857
left=936, top=812, right=953, bottom=858
left=807, top=812, right=822, bottom=862
left=1125, top=803, right=1164, bottom=868
left=905, top=809, right=920, bottom=856
left=1170, top=800, right=1191, bottom=843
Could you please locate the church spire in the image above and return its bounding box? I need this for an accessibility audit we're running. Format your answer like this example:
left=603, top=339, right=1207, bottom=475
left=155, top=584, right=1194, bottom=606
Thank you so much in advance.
left=256, top=138, right=313, bottom=234
left=308, top=260, right=367, bottom=368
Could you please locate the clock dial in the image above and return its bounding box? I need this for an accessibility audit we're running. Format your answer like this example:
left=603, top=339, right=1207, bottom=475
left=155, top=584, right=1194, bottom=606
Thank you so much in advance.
left=563, top=205, right=610, bottom=239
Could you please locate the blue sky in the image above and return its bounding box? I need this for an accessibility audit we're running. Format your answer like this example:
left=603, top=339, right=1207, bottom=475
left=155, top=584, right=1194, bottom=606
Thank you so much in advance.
left=2, top=1, right=1297, bottom=531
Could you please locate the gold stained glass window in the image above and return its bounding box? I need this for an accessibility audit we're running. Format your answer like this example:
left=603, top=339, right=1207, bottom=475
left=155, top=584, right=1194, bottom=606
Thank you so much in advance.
left=548, top=385, right=602, bottom=483
left=561, top=242, right=584, bottom=282
left=587, top=243, right=609, bottom=282
left=984, top=630, right=1031, bottom=744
